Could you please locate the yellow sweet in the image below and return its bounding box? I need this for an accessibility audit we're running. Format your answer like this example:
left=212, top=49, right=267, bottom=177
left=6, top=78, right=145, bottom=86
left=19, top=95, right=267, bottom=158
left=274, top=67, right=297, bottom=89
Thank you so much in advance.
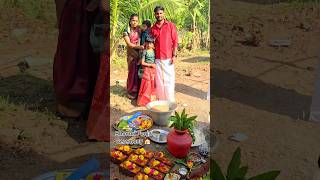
left=124, top=145, right=130, bottom=152
left=152, top=160, right=160, bottom=166
left=125, top=161, right=131, bottom=166
left=118, top=146, right=124, bottom=150
left=139, top=148, right=146, bottom=154
left=131, top=155, right=138, bottom=161
left=139, top=155, right=144, bottom=160
left=144, top=167, right=151, bottom=174
left=143, top=175, right=148, bottom=180
left=153, top=170, right=159, bottom=175
left=137, top=174, right=143, bottom=180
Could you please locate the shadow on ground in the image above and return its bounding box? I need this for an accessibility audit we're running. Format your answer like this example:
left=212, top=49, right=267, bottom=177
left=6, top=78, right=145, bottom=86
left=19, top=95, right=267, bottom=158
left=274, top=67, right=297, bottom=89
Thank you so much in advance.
left=212, top=68, right=312, bottom=120
left=176, top=83, right=208, bottom=99
left=0, top=74, right=89, bottom=143
left=0, top=141, right=109, bottom=180
left=181, top=56, right=210, bottom=63
left=110, top=85, right=126, bottom=97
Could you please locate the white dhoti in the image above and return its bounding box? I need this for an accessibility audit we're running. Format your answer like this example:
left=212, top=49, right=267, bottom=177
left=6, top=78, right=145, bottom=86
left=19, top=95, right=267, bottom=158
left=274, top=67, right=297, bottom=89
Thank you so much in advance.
left=310, top=54, right=320, bottom=123
left=155, top=59, right=175, bottom=102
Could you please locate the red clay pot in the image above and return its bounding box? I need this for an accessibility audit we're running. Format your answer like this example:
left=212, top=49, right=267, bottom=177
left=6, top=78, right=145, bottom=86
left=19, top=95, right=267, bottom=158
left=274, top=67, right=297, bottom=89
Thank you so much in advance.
left=167, top=128, right=192, bottom=158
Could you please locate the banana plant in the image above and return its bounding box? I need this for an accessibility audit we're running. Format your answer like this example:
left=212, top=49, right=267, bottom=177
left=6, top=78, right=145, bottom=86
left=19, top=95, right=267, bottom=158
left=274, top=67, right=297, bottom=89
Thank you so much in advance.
left=110, top=0, right=184, bottom=59
left=212, top=147, right=280, bottom=180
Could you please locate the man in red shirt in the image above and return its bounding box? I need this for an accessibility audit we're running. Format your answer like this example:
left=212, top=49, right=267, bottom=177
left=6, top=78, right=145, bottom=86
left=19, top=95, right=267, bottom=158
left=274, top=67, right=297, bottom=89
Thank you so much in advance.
left=150, top=6, right=178, bottom=102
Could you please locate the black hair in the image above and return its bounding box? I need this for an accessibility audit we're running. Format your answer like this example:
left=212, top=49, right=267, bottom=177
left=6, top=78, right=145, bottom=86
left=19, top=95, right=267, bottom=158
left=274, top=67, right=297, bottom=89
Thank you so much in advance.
left=145, top=35, right=155, bottom=43
left=142, top=19, right=152, bottom=28
left=154, top=6, right=164, bottom=13
left=129, top=13, right=139, bottom=27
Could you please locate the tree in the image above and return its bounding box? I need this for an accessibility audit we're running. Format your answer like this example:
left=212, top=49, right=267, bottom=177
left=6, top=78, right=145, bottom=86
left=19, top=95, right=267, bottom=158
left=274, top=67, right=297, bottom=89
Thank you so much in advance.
left=110, top=0, right=183, bottom=60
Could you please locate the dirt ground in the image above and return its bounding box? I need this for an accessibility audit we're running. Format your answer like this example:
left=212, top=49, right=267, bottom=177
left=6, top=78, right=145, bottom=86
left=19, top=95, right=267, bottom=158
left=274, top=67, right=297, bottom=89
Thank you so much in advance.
left=0, top=7, right=108, bottom=180
left=212, top=0, right=320, bottom=179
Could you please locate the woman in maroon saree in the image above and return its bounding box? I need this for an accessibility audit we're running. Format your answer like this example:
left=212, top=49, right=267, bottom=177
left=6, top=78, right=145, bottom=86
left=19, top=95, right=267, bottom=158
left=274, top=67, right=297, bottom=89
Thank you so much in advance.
left=86, top=0, right=110, bottom=141
left=123, top=14, right=144, bottom=99
left=53, top=0, right=99, bottom=118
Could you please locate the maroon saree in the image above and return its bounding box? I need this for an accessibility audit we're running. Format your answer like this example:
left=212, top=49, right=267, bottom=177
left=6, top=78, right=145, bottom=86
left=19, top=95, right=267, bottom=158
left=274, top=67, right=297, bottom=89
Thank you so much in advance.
left=124, top=28, right=140, bottom=99
left=53, top=0, right=99, bottom=117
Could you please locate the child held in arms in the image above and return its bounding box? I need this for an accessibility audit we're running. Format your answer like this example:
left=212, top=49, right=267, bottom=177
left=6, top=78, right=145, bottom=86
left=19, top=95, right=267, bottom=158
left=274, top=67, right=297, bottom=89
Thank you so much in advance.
left=138, top=19, right=152, bottom=78
left=137, top=36, right=157, bottom=106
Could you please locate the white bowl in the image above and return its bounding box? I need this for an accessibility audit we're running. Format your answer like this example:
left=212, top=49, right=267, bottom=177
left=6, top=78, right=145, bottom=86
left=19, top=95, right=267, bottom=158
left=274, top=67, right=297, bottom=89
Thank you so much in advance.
left=146, top=101, right=177, bottom=126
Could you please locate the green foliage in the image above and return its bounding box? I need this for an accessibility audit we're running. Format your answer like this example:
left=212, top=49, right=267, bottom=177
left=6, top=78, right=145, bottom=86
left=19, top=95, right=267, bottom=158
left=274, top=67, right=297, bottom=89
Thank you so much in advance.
left=212, top=147, right=281, bottom=180
left=110, top=0, right=210, bottom=58
left=169, top=108, right=197, bottom=143
left=1, top=0, right=56, bottom=22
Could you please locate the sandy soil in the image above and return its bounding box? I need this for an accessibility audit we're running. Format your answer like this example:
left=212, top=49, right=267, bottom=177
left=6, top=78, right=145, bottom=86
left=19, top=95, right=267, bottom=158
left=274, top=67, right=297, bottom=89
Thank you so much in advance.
left=0, top=7, right=107, bottom=180
left=212, top=0, right=320, bottom=179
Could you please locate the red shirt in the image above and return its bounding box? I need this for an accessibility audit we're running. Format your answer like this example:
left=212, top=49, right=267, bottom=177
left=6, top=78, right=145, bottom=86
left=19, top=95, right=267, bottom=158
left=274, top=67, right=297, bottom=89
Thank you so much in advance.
left=150, top=20, right=178, bottom=60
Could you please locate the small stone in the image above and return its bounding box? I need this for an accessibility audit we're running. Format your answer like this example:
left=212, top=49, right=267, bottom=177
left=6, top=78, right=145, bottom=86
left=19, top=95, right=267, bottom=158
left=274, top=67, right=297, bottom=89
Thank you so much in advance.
left=229, top=133, right=248, bottom=142
left=185, top=72, right=191, bottom=76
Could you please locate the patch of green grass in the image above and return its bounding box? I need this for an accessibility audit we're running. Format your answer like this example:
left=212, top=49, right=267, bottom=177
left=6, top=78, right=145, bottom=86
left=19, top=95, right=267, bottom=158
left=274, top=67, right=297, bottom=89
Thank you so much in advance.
left=0, top=96, right=19, bottom=113
left=288, top=0, right=320, bottom=9
left=1, top=0, right=56, bottom=22
left=112, top=56, right=127, bottom=69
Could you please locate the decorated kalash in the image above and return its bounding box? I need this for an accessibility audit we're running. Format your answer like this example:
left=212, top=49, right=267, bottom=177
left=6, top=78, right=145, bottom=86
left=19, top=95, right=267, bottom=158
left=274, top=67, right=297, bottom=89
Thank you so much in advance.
left=111, top=101, right=210, bottom=179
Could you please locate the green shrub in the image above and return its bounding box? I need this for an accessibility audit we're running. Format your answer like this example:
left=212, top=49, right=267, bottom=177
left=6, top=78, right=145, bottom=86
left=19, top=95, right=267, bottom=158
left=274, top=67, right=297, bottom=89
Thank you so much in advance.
left=212, top=147, right=281, bottom=180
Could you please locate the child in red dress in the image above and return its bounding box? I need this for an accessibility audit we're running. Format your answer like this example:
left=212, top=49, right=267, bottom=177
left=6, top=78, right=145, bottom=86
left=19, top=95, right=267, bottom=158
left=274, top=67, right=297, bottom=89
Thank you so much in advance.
left=137, top=37, right=157, bottom=106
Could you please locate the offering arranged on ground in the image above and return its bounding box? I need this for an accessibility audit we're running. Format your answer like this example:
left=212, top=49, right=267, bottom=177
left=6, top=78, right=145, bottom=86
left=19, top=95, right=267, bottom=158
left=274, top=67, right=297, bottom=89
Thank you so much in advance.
left=111, top=150, right=127, bottom=164
left=111, top=146, right=180, bottom=179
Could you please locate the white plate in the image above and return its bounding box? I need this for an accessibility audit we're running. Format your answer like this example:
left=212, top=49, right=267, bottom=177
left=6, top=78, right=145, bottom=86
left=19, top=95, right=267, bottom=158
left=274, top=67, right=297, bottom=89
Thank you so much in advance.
left=149, top=129, right=169, bottom=143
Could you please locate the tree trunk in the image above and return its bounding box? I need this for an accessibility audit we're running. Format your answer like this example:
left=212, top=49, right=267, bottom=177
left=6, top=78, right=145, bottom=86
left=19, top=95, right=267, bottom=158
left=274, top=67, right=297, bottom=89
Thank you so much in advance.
left=206, top=0, right=210, bottom=49
left=110, top=38, right=120, bottom=61
left=110, top=0, right=119, bottom=60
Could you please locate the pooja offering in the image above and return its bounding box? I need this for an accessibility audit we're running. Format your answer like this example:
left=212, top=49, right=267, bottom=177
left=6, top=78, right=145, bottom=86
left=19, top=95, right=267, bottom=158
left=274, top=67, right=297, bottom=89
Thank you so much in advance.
left=119, top=160, right=141, bottom=177
left=134, top=173, right=155, bottom=180
left=143, top=167, right=164, bottom=180
left=114, top=114, right=153, bottom=132
left=110, top=150, right=127, bottom=164
left=134, top=148, right=154, bottom=159
left=128, top=154, right=149, bottom=167
left=149, top=159, right=171, bottom=174
left=114, top=145, right=132, bottom=155
left=154, top=152, right=174, bottom=166
left=164, top=173, right=181, bottom=180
